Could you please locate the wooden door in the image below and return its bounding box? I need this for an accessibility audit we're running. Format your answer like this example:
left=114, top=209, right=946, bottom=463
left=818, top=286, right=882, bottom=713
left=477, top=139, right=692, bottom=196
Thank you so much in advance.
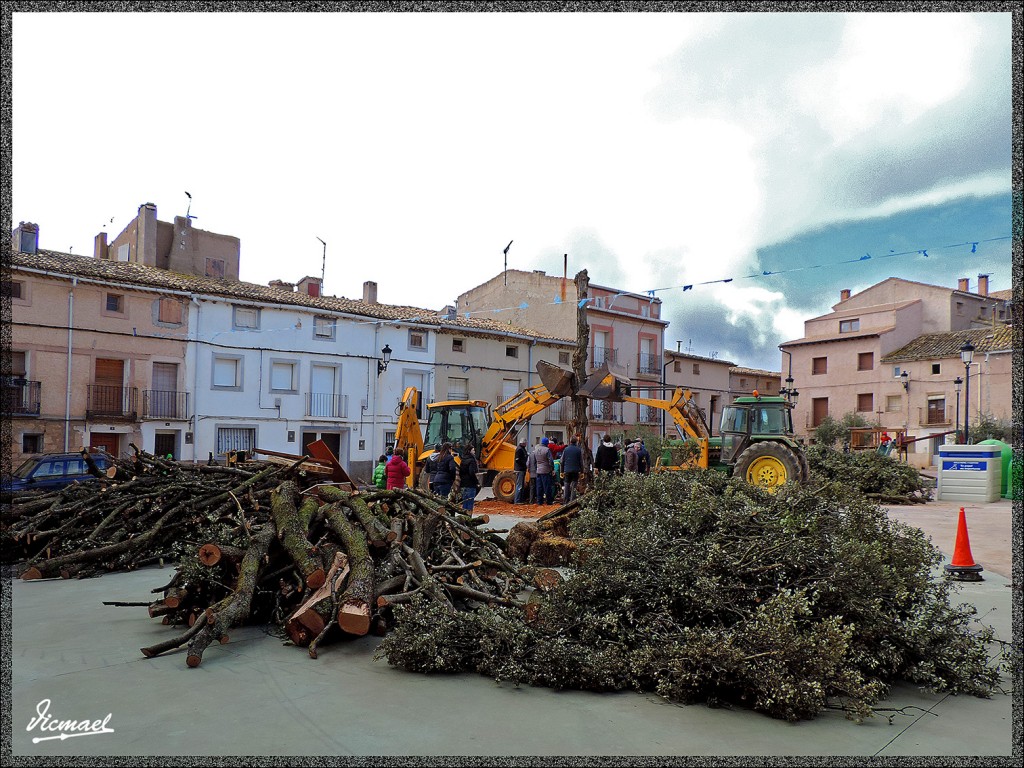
left=90, top=433, right=120, bottom=456
left=812, top=397, right=829, bottom=427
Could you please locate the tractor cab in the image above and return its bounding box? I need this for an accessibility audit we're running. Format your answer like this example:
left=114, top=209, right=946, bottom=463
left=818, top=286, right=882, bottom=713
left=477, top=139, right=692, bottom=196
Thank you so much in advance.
left=423, top=400, right=491, bottom=459
left=719, top=394, right=796, bottom=466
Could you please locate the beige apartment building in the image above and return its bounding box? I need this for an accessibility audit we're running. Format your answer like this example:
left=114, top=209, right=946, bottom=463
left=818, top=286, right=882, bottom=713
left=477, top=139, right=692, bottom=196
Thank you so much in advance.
left=780, top=276, right=1012, bottom=467
left=8, top=222, right=192, bottom=460
left=455, top=268, right=669, bottom=451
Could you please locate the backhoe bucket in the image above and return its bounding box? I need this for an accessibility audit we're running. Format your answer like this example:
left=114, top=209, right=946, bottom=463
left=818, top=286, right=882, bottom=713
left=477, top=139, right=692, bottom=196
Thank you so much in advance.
left=536, top=360, right=578, bottom=398
left=577, top=364, right=632, bottom=402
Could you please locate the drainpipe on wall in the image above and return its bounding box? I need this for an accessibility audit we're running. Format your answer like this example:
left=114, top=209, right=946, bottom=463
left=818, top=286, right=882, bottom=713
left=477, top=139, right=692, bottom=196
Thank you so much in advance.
left=189, top=295, right=201, bottom=463
left=526, top=339, right=536, bottom=445
left=64, top=278, right=77, bottom=451
left=370, top=323, right=380, bottom=463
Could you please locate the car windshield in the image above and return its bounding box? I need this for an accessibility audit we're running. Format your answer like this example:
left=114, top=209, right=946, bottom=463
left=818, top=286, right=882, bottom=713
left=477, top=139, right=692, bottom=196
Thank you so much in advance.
left=13, top=458, right=38, bottom=478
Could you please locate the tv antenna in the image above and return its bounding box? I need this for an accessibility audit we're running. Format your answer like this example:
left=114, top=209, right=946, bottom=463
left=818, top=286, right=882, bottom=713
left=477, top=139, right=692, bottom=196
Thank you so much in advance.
left=185, top=191, right=198, bottom=221
left=317, top=237, right=326, bottom=287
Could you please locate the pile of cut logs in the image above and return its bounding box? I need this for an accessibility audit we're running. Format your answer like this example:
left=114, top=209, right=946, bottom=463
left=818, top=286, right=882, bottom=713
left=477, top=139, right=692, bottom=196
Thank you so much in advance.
left=3, top=447, right=535, bottom=666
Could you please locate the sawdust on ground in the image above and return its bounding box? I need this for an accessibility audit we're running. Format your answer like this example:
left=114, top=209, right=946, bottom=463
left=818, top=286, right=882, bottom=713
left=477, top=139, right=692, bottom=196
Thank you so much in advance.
left=473, top=499, right=563, bottom=520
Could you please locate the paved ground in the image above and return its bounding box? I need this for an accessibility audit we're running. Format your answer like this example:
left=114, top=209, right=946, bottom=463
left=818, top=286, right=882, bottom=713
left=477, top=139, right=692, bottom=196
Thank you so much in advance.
left=6, top=490, right=1018, bottom=759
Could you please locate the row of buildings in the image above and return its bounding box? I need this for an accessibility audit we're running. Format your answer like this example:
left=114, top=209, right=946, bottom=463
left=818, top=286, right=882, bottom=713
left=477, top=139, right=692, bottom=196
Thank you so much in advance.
left=5, top=203, right=1013, bottom=478
left=5, top=204, right=777, bottom=480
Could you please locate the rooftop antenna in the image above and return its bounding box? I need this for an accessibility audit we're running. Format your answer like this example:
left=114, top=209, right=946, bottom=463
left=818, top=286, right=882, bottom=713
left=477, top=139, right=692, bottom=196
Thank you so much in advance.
left=316, top=237, right=326, bottom=288
left=184, top=191, right=198, bottom=221
left=503, top=240, right=513, bottom=286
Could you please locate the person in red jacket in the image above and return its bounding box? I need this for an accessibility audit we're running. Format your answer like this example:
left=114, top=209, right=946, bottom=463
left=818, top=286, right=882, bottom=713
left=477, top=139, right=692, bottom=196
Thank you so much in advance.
left=385, top=452, right=411, bottom=489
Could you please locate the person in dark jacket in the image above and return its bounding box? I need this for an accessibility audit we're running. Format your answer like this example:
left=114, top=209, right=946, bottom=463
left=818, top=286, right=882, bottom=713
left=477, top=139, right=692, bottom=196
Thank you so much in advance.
left=459, top=444, right=480, bottom=512
left=513, top=439, right=528, bottom=504
left=423, top=443, right=441, bottom=492
left=594, top=434, right=619, bottom=477
left=637, top=440, right=651, bottom=474
left=385, top=452, right=411, bottom=490
left=533, top=437, right=555, bottom=505
left=560, top=435, right=584, bottom=503
left=431, top=442, right=458, bottom=499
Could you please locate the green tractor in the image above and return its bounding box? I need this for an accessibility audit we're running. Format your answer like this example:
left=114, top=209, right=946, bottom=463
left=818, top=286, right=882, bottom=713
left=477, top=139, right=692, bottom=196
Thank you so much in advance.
left=709, top=394, right=809, bottom=487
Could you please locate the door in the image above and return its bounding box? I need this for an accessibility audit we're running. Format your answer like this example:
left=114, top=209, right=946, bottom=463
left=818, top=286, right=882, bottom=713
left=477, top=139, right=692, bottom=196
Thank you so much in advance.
left=402, top=371, right=427, bottom=418
left=154, top=432, right=177, bottom=459
left=812, top=397, right=829, bottom=428
left=302, top=431, right=342, bottom=461
left=151, top=362, right=179, bottom=418
left=94, top=359, right=125, bottom=415
left=310, top=365, right=337, bottom=417
left=90, top=433, right=120, bottom=456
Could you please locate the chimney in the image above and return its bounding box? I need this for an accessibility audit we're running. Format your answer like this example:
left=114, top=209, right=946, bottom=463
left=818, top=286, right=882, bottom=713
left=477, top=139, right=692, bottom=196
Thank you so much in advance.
left=12, top=222, right=39, bottom=254
left=137, top=202, right=158, bottom=266
left=362, top=281, right=378, bottom=304
left=957, top=277, right=970, bottom=292
left=297, top=276, right=322, bottom=297
left=977, top=274, right=989, bottom=296
left=93, top=231, right=108, bottom=260
left=268, top=279, right=295, bottom=292
left=839, top=288, right=851, bottom=301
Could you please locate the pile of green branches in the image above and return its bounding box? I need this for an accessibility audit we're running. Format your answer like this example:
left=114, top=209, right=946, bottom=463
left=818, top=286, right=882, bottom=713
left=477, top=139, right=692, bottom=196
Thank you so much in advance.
left=377, top=471, right=1003, bottom=722
left=805, top=445, right=933, bottom=502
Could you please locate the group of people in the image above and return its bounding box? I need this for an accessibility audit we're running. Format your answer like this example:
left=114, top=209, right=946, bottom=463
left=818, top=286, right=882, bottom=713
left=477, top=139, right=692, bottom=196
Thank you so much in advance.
left=372, top=441, right=482, bottom=512
left=374, top=432, right=654, bottom=513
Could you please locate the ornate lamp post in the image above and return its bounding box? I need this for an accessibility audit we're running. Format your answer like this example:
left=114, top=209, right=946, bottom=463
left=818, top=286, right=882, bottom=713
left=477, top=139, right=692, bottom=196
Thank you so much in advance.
left=960, top=341, right=974, bottom=444
left=953, top=376, right=963, bottom=443
left=377, top=344, right=393, bottom=376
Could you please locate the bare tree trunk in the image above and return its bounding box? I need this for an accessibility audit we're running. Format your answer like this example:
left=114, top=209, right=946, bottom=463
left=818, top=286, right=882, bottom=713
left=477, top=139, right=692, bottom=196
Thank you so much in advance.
left=570, top=269, right=593, bottom=473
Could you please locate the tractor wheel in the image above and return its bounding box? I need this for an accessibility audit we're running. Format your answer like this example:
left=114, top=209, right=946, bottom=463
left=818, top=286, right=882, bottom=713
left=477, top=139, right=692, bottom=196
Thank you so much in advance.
left=796, top=449, right=811, bottom=484
left=733, top=442, right=801, bottom=491
left=492, top=470, right=517, bottom=502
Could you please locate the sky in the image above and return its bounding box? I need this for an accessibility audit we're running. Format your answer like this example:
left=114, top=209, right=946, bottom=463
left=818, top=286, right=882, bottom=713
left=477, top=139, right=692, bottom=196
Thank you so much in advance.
left=10, top=9, right=1014, bottom=371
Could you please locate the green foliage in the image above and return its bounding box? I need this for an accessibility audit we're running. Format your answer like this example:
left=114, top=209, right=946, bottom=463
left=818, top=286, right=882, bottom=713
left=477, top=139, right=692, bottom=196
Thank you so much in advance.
left=814, top=412, right=872, bottom=448
left=378, top=473, right=1001, bottom=721
left=804, top=446, right=932, bottom=500
left=969, top=412, right=1011, bottom=443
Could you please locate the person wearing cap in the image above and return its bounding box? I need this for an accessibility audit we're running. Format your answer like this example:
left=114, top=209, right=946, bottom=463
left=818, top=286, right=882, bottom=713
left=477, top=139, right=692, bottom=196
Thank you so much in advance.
left=533, top=437, right=555, bottom=505
left=624, top=440, right=640, bottom=473
left=514, top=439, right=528, bottom=504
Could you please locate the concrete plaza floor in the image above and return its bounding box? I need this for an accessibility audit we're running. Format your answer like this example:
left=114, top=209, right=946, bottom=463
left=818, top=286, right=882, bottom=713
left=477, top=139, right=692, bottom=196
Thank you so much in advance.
left=5, top=494, right=1018, bottom=759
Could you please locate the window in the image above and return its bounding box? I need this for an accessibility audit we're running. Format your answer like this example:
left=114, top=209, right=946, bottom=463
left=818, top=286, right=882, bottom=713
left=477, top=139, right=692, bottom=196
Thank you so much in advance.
left=105, top=293, right=124, bottom=313
left=812, top=357, right=827, bottom=375
left=158, top=297, right=182, bottom=324
left=956, top=301, right=964, bottom=316
left=839, top=319, right=860, bottom=333
left=812, top=397, right=829, bottom=427
left=673, top=361, right=681, bottom=373
left=384, top=431, right=396, bottom=450
left=558, top=351, right=570, bottom=365
left=206, top=258, right=225, bottom=278
left=447, top=377, right=469, bottom=400
left=314, top=316, right=334, bottom=339
left=216, top=427, right=256, bottom=456
left=409, top=330, right=426, bottom=350
left=270, top=361, right=297, bottom=392
left=927, top=398, right=947, bottom=425
left=22, top=434, right=43, bottom=453
left=117, top=244, right=130, bottom=262
left=886, top=395, right=902, bottom=412
left=857, top=393, right=873, bottom=412
left=892, top=366, right=902, bottom=378
left=4, top=281, right=23, bottom=300
left=857, top=352, right=874, bottom=371
left=233, top=306, right=260, bottom=329
left=506, top=345, right=519, bottom=358
left=692, top=363, right=701, bottom=375
left=641, top=304, right=649, bottom=317
left=212, top=356, right=241, bottom=389
left=739, top=378, right=748, bottom=389
left=10, top=351, right=26, bottom=377
left=931, top=363, right=940, bottom=375
left=452, top=338, right=465, bottom=353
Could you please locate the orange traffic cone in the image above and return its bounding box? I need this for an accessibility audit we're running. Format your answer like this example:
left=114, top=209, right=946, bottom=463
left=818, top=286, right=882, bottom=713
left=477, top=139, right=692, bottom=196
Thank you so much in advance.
left=943, top=507, right=984, bottom=581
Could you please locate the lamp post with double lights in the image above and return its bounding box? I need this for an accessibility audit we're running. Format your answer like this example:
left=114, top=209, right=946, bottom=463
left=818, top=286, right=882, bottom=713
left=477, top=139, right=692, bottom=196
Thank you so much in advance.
left=961, top=341, right=974, bottom=444
left=954, top=376, right=963, bottom=443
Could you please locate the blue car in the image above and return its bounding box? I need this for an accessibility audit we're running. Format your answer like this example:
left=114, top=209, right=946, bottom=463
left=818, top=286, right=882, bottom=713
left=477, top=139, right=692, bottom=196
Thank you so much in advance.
left=6, top=452, right=111, bottom=495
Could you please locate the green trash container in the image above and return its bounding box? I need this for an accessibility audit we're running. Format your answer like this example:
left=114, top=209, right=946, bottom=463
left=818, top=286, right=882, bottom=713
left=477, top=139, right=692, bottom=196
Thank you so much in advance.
left=978, top=439, right=1011, bottom=498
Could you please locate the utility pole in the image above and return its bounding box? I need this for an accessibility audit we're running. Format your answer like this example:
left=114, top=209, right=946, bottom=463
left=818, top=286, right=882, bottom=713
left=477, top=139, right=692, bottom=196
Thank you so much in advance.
left=317, top=237, right=326, bottom=289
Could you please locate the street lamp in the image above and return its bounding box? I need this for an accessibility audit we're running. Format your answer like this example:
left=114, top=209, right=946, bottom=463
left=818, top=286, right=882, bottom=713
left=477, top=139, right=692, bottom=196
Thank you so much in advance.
left=779, top=375, right=798, bottom=401
left=900, top=370, right=909, bottom=392
left=954, top=376, right=963, bottom=443
left=377, top=344, right=392, bottom=376
left=960, top=341, right=974, bottom=443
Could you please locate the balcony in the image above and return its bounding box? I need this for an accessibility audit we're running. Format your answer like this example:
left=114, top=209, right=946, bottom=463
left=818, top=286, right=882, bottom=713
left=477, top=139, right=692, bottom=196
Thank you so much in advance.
left=591, top=400, right=623, bottom=423
left=545, top=400, right=572, bottom=423
left=306, top=392, right=348, bottom=419
left=637, top=352, right=662, bottom=377
left=638, top=404, right=660, bottom=424
left=591, top=347, right=617, bottom=368
left=918, top=405, right=952, bottom=427
left=87, top=385, right=138, bottom=420
left=3, top=378, right=41, bottom=416
left=143, top=390, right=189, bottom=420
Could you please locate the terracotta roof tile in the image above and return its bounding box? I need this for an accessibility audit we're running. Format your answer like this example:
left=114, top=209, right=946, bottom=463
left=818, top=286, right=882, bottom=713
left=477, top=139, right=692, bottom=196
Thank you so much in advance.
left=12, top=248, right=573, bottom=343
left=881, top=326, right=1013, bottom=363
left=730, top=366, right=781, bottom=377
left=780, top=326, right=895, bottom=348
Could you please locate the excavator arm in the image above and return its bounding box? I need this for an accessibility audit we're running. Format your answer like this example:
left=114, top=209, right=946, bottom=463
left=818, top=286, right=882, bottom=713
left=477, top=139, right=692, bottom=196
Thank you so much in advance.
left=619, top=388, right=711, bottom=469
left=479, top=385, right=561, bottom=466
left=393, top=386, right=425, bottom=487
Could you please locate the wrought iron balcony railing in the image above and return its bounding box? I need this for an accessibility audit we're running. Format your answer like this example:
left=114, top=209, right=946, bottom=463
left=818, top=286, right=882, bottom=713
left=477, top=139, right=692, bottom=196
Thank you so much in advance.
left=142, top=390, right=189, bottom=419
left=306, top=392, right=348, bottom=418
left=3, top=378, right=40, bottom=416
left=87, top=385, right=138, bottom=420
left=637, top=353, right=662, bottom=376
